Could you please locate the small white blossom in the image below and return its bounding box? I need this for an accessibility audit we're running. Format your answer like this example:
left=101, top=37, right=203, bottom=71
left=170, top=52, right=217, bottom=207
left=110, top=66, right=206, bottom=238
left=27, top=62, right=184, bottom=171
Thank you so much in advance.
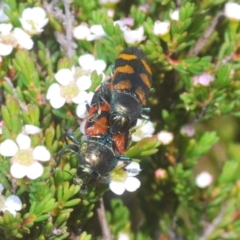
left=0, top=133, right=51, bottom=180
left=78, top=54, right=106, bottom=76
left=0, top=184, right=22, bottom=217
left=0, top=23, right=33, bottom=56
left=153, top=20, right=170, bottom=36
left=0, top=120, right=3, bottom=134
left=195, top=171, right=213, bottom=188
left=76, top=91, right=94, bottom=119
left=46, top=67, right=92, bottom=109
left=73, top=22, right=91, bottom=40
left=23, top=124, right=41, bottom=135
left=180, top=124, right=195, bottom=137
left=109, top=162, right=141, bottom=195
left=192, top=73, right=214, bottom=86
left=99, top=0, right=120, bottom=4
left=131, top=119, right=155, bottom=142
left=170, top=9, right=180, bottom=21
left=118, top=233, right=130, bottom=240
left=123, top=26, right=145, bottom=44
left=224, top=2, right=240, bottom=21
left=20, top=7, right=49, bottom=34
left=87, top=24, right=106, bottom=41
left=0, top=2, right=10, bottom=22
left=157, top=130, right=174, bottom=145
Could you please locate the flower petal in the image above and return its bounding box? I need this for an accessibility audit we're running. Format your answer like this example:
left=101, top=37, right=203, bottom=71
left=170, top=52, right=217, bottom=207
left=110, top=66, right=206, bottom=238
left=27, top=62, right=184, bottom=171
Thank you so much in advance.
left=33, top=146, right=50, bottom=161
left=16, top=134, right=31, bottom=149
left=10, top=163, right=27, bottom=179
left=0, top=183, right=4, bottom=192
left=26, top=162, right=44, bottom=179
left=0, top=43, right=13, bottom=56
left=0, top=139, right=18, bottom=156
left=55, top=69, right=73, bottom=86
left=125, top=162, right=141, bottom=177
left=72, top=91, right=88, bottom=104
left=23, top=124, right=41, bottom=134
left=78, top=54, right=95, bottom=70
left=109, top=181, right=125, bottom=195
left=49, top=96, right=66, bottom=109
left=76, top=76, right=91, bottom=91
left=46, top=83, right=61, bottom=99
left=124, top=177, right=141, bottom=192
left=76, top=102, right=88, bottom=118
left=5, top=195, right=22, bottom=211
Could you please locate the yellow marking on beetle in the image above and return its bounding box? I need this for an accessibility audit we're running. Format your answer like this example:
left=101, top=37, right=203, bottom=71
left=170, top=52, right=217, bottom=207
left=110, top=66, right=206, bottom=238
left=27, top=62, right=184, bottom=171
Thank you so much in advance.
left=140, top=73, right=151, bottom=89
left=113, top=80, right=132, bottom=90
left=113, top=65, right=135, bottom=80
left=141, top=59, right=152, bottom=74
left=136, top=86, right=147, bottom=105
left=117, top=53, right=137, bottom=61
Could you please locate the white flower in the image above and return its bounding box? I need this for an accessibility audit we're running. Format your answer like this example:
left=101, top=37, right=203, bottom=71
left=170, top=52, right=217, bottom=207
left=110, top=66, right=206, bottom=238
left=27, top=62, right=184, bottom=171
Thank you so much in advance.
left=224, top=2, right=240, bottom=21
left=180, top=124, right=195, bottom=137
left=0, top=133, right=51, bottom=180
left=46, top=67, right=92, bottom=109
left=22, top=124, right=41, bottom=135
left=0, top=23, right=14, bottom=56
left=0, top=24, right=33, bottom=56
left=73, top=22, right=91, bottom=40
left=192, top=73, right=214, bottom=86
left=170, top=9, right=180, bottom=21
left=109, top=162, right=141, bottom=195
left=13, top=28, right=34, bottom=50
left=0, top=184, right=22, bottom=217
left=195, top=171, right=213, bottom=188
left=0, top=120, right=4, bottom=134
left=0, top=2, right=10, bottom=22
left=118, top=233, right=130, bottom=240
left=87, top=24, right=106, bottom=41
left=78, top=54, right=106, bottom=75
left=76, top=91, right=94, bottom=119
left=153, top=20, right=170, bottom=36
left=99, top=0, right=120, bottom=4
left=131, top=119, right=155, bottom=142
left=157, top=130, right=174, bottom=145
left=123, top=26, right=145, bottom=44
left=20, top=7, right=49, bottom=34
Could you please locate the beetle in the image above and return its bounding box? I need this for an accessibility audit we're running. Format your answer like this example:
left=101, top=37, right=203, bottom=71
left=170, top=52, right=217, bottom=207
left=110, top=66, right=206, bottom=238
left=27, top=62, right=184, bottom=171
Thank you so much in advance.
left=83, top=46, right=152, bottom=152
left=91, top=46, right=152, bottom=135
left=59, top=132, right=132, bottom=182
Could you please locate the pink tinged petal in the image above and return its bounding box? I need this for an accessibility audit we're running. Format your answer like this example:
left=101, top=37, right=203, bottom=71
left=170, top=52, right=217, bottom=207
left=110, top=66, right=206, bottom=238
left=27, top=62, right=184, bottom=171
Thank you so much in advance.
left=16, top=134, right=31, bottom=149
left=26, top=162, right=44, bottom=179
left=23, top=124, right=41, bottom=134
left=72, top=91, right=88, bottom=104
left=5, top=195, right=22, bottom=211
left=76, top=102, right=88, bottom=118
left=33, top=146, right=50, bottom=161
left=78, top=54, right=95, bottom=70
left=109, top=181, right=125, bottom=195
left=46, top=83, right=61, bottom=99
left=76, top=76, right=92, bottom=91
left=80, top=120, right=86, bottom=134
left=10, top=163, right=27, bottom=179
left=124, top=177, right=141, bottom=192
left=0, top=139, right=18, bottom=156
left=0, top=43, right=13, bottom=56
left=55, top=69, right=74, bottom=85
